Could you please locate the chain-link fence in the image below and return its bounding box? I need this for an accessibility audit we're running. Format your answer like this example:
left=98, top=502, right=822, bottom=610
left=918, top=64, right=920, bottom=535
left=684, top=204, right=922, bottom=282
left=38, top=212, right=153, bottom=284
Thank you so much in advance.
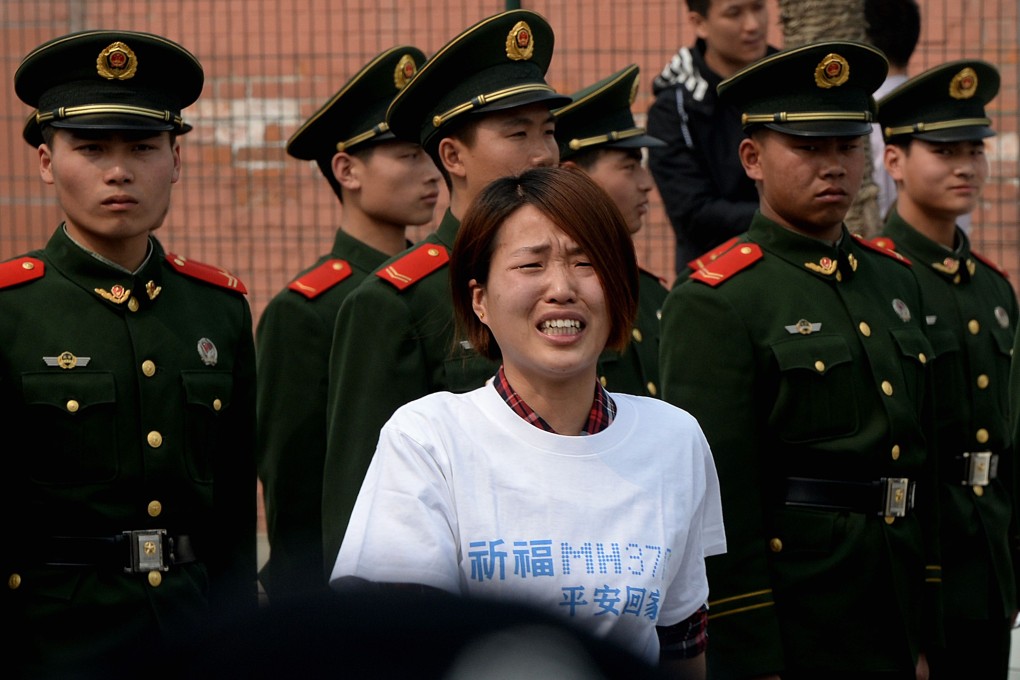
left=3, top=0, right=1018, bottom=321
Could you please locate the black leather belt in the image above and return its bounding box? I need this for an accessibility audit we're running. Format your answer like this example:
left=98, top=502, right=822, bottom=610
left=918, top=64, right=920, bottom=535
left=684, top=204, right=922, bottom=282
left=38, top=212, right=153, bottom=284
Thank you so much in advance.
left=784, top=477, right=915, bottom=518
left=36, top=531, right=197, bottom=572
left=957, top=451, right=998, bottom=486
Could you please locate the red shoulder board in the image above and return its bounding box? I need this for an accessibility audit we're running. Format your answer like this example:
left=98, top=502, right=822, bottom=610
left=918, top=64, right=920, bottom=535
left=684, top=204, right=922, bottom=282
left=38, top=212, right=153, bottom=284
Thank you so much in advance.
left=690, top=242, right=763, bottom=287
left=0, top=257, right=45, bottom=289
left=971, top=250, right=1010, bottom=279
left=288, top=259, right=353, bottom=299
left=687, top=236, right=740, bottom=271
left=166, top=253, right=248, bottom=294
left=853, top=234, right=912, bottom=266
left=870, top=236, right=897, bottom=251
left=376, top=244, right=449, bottom=291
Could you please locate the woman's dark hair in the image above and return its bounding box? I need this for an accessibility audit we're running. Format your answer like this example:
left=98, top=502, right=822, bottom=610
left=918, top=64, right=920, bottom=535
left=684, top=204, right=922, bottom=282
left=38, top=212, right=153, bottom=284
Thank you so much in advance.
left=450, top=166, right=639, bottom=361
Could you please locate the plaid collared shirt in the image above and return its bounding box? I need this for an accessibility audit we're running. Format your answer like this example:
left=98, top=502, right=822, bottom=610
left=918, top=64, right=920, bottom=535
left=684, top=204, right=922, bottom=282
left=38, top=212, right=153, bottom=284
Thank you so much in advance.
left=492, top=365, right=615, bottom=435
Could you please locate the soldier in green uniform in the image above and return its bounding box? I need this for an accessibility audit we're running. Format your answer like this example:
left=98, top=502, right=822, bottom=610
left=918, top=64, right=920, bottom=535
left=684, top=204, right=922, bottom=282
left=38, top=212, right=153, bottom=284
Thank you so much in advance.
left=321, top=9, right=570, bottom=575
left=554, top=64, right=668, bottom=398
left=256, top=46, right=437, bottom=602
left=659, top=42, right=940, bottom=678
left=1, top=31, right=257, bottom=676
left=874, top=60, right=1018, bottom=679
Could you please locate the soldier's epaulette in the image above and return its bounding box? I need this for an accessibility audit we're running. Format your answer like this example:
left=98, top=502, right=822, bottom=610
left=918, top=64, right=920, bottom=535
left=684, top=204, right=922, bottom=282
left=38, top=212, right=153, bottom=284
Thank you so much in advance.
left=870, top=236, right=897, bottom=251
left=854, top=234, right=911, bottom=266
left=687, top=236, right=740, bottom=271
left=0, top=256, right=45, bottom=289
left=166, top=252, right=248, bottom=294
left=689, top=242, right=762, bottom=287
left=971, top=250, right=1010, bottom=279
left=376, top=244, right=449, bottom=291
left=288, top=259, right=353, bottom=299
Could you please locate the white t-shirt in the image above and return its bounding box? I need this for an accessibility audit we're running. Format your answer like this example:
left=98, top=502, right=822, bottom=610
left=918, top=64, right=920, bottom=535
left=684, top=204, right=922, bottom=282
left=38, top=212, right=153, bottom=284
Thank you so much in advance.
left=332, top=382, right=726, bottom=663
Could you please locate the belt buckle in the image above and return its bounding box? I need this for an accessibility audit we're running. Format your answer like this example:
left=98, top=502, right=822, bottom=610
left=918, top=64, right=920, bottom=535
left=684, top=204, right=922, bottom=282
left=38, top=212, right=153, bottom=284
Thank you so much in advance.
left=964, top=451, right=994, bottom=486
left=882, top=478, right=912, bottom=518
left=124, top=529, right=168, bottom=573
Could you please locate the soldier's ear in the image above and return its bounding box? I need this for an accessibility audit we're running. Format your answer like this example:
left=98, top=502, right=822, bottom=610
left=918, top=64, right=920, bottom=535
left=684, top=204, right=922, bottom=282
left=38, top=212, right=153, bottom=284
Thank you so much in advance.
left=437, top=137, right=468, bottom=180
left=39, top=143, right=55, bottom=185
left=332, top=152, right=361, bottom=190
left=884, top=144, right=907, bottom=183
left=738, top=136, right=763, bottom=181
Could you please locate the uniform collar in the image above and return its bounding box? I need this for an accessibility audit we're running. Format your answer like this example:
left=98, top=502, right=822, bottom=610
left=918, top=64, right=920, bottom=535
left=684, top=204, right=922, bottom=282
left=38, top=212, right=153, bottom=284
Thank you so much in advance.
left=883, top=210, right=974, bottom=284
left=330, top=228, right=401, bottom=274
left=45, top=225, right=166, bottom=313
left=747, top=212, right=860, bottom=282
left=433, top=208, right=460, bottom=249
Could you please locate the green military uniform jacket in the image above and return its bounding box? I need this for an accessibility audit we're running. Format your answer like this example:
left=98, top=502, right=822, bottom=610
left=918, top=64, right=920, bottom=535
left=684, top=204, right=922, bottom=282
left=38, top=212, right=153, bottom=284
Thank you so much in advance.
left=880, top=212, right=1020, bottom=621
left=257, top=229, right=394, bottom=601
left=322, top=209, right=497, bottom=574
left=660, top=213, right=939, bottom=677
left=598, top=269, right=667, bottom=398
left=0, top=227, right=257, bottom=676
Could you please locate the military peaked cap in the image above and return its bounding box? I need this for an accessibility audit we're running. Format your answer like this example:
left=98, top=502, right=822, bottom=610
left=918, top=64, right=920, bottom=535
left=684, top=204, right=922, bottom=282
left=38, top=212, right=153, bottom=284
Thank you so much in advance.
left=15, top=30, right=203, bottom=147
left=553, top=64, right=664, bottom=162
left=287, top=45, right=427, bottom=160
left=718, top=40, right=888, bottom=137
left=386, top=9, right=570, bottom=154
left=878, top=60, right=999, bottom=142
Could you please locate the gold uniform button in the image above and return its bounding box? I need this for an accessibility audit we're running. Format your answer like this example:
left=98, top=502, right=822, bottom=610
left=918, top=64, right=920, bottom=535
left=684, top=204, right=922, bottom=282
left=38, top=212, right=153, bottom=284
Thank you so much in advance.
left=881, top=381, right=894, bottom=396
left=147, top=500, right=162, bottom=517
left=632, top=328, right=643, bottom=343
left=213, top=398, right=223, bottom=412
left=891, top=444, right=901, bottom=461
left=142, top=360, right=156, bottom=377
left=646, top=382, right=657, bottom=397
left=147, top=431, right=163, bottom=448
left=976, top=374, right=989, bottom=389
left=814, top=360, right=825, bottom=373
left=858, top=322, right=871, bottom=337
left=968, top=319, right=980, bottom=335
left=884, top=516, right=896, bottom=525
left=769, top=538, right=783, bottom=553
left=66, top=399, right=80, bottom=413
left=148, top=571, right=162, bottom=587
left=21, top=261, right=34, bottom=270
left=127, top=297, right=140, bottom=312
left=332, top=262, right=344, bottom=271
left=973, top=485, right=985, bottom=497
left=8, top=573, right=22, bottom=589
left=918, top=353, right=927, bottom=365
left=976, top=428, right=989, bottom=444
left=599, top=376, right=607, bottom=388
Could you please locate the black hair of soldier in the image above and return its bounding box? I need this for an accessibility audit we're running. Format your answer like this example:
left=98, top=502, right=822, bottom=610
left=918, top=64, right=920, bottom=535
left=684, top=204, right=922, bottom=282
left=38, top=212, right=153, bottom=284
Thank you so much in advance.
left=313, top=143, right=378, bottom=204
left=568, top=146, right=643, bottom=173
left=683, top=0, right=711, bottom=17
left=864, top=0, right=920, bottom=69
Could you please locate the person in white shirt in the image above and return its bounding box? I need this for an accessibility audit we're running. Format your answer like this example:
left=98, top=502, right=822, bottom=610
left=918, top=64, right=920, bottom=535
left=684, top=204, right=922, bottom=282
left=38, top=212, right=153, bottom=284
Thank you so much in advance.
left=332, top=166, right=725, bottom=678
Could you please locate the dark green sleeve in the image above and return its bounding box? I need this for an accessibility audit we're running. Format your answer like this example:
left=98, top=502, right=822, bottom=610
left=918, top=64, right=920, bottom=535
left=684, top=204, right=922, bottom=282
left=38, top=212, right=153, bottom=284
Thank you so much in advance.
left=660, top=281, right=786, bottom=677
left=256, top=291, right=332, bottom=598
left=321, top=281, right=427, bottom=578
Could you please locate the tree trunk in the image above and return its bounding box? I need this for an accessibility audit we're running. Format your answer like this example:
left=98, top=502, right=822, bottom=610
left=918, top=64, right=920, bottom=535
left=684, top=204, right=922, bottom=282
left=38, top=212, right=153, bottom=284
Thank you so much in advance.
left=778, top=0, right=881, bottom=236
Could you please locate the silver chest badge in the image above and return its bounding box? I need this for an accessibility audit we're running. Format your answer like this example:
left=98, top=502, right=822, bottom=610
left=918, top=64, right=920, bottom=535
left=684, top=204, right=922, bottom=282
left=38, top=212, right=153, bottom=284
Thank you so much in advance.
left=197, top=338, right=218, bottom=366
left=994, top=306, right=1010, bottom=329
left=892, top=299, right=912, bottom=323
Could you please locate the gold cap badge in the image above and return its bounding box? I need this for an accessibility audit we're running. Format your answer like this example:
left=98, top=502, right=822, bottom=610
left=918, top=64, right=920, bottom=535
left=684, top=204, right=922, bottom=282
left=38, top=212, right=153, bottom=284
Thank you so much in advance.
left=394, top=53, right=418, bottom=90
left=506, top=21, right=535, bottom=61
left=815, top=53, right=850, bottom=89
left=949, top=67, right=978, bottom=100
left=96, top=41, right=138, bottom=81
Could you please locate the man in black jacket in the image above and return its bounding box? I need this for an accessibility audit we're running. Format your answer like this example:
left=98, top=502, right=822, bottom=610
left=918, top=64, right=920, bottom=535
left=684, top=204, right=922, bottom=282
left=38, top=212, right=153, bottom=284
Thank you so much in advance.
left=647, top=0, right=775, bottom=275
